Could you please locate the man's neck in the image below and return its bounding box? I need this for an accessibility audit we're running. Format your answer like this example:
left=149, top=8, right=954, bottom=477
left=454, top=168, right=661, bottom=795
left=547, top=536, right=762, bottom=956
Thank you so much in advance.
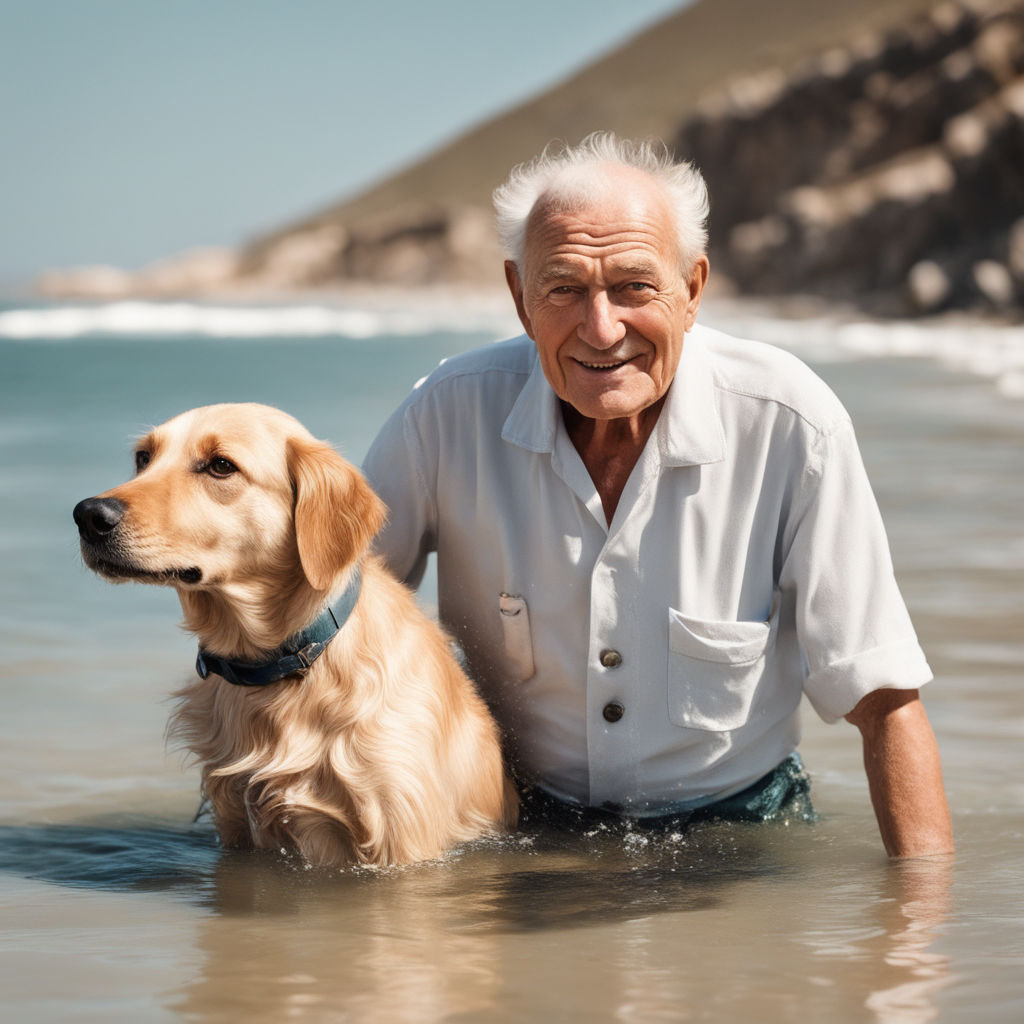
left=562, top=397, right=665, bottom=525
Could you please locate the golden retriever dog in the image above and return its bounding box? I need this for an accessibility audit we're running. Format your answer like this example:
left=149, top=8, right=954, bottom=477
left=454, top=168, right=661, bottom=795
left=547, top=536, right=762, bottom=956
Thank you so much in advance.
left=73, top=402, right=518, bottom=867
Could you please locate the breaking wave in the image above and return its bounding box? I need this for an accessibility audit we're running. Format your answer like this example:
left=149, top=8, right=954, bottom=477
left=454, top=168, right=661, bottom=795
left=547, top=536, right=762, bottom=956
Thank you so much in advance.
left=0, top=299, right=520, bottom=341
left=1, top=298, right=1021, bottom=398
left=704, top=304, right=1024, bottom=400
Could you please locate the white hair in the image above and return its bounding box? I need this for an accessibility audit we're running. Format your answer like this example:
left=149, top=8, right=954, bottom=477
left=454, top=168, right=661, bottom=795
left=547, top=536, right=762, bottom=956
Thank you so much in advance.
left=492, top=131, right=710, bottom=272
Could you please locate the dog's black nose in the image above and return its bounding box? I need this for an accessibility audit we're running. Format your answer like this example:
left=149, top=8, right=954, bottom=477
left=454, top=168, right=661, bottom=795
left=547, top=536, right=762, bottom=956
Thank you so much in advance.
left=73, top=496, right=127, bottom=543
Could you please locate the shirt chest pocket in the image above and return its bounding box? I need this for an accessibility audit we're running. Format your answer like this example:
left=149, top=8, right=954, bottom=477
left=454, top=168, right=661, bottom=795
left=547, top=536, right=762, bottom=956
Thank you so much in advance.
left=667, top=605, right=779, bottom=731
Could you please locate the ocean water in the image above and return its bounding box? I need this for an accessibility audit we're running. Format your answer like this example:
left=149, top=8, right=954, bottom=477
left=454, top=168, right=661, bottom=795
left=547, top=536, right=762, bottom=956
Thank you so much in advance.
left=1, top=296, right=1022, bottom=1022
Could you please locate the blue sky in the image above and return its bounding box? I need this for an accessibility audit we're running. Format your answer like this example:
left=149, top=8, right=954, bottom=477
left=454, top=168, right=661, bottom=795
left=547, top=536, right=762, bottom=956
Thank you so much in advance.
left=0, top=0, right=688, bottom=285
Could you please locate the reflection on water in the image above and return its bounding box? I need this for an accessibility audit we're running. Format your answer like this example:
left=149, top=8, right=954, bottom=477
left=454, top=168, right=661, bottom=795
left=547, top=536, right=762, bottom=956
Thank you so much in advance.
left=0, top=816, right=789, bottom=922
left=863, top=860, right=954, bottom=1024
left=0, top=822, right=220, bottom=895
left=0, top=816, right=963, bottom=1023
left=798, top=856, right=955, bottom=1024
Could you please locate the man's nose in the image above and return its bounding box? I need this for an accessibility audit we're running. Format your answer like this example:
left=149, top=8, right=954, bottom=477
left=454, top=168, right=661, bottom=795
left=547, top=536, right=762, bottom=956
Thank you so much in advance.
left=577, top=291, right=626, bottom=349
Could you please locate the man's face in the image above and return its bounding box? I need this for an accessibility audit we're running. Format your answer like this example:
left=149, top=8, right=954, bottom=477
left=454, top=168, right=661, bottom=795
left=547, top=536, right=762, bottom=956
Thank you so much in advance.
left=507, top=168, right=708, bottom=426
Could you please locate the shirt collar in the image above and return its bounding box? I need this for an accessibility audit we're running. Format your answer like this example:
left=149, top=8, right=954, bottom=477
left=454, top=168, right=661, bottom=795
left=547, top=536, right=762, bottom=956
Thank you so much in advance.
left=656, top=323, right=727, bottom=467
left=500, top=324, right=726, bottom=467
left=500, top=341, right=560, bottom=452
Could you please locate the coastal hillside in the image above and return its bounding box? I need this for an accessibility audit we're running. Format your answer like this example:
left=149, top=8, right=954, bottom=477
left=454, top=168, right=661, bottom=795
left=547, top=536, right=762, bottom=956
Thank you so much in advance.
left=40, top=0, right=1024, bottom=316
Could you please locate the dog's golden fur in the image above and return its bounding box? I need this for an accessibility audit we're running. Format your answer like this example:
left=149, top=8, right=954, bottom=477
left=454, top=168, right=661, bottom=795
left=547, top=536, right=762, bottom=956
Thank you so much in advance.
left=77, top=403, right=518, bottom=866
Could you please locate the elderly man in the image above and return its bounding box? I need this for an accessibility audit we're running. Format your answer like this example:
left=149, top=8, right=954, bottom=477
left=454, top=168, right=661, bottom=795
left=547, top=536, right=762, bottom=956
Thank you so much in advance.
left=362, top=133, right=953, bottom=858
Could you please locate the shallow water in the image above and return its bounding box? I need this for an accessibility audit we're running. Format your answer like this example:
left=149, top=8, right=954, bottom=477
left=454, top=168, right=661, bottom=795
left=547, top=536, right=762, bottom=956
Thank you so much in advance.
left=1, top=298, right=1022, bottom=1021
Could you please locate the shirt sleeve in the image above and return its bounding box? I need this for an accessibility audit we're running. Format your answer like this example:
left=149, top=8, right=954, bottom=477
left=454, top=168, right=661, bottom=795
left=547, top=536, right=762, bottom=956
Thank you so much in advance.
left=361, top=391, right=438, bottom=589
left=780, top=417, right=933, bottom=723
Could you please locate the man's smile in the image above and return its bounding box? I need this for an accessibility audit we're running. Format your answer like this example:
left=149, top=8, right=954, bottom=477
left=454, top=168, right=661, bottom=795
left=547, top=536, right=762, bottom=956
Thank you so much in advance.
left=573, top=355, right=638, bottom=371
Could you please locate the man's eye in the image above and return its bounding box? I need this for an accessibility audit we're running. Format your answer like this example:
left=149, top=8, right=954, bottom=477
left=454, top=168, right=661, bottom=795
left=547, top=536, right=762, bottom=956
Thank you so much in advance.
left=207, top=457, right=238, bottom=479
left=626, top=281, right=653, bottom=291
left=547, top=286, right=578, bottom=305
left=135, top=450, right=151, bottom=472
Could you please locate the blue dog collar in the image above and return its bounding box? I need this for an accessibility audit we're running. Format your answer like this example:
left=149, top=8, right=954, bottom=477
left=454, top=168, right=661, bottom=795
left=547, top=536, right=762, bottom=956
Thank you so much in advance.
left=195, top=567, right=362, bottom=687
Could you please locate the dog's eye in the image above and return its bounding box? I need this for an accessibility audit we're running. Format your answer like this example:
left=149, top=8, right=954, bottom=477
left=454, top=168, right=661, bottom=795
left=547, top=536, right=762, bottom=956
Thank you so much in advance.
left=207, top=457, right=238, bottom=479
left=135, top=450, right=151, bottom=473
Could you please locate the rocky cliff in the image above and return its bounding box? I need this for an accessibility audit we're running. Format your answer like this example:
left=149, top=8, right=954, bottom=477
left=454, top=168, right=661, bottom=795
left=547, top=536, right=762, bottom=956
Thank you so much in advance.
left=39, top=0, right=1024, bottom=316
left=678, top=0, right=1024, bottom=314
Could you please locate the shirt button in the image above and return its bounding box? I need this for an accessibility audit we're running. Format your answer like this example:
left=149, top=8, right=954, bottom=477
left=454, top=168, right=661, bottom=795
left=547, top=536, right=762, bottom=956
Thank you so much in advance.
left=599, top=649, right=623, bottom=668
left=603, top=701, right=624, bottom=723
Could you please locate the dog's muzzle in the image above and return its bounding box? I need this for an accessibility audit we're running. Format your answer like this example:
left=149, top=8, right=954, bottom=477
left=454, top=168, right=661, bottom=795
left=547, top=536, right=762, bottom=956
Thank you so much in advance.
left=72, top=496, right=202, bottom=584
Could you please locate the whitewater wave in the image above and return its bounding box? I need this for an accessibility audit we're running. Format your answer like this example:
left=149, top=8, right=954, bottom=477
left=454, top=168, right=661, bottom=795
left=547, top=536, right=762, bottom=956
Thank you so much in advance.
left=0, top=300, right=520, bottom=341
left=704, top=305, right=1024, bottom=400
left=2, top=298, right=1021, bottom=398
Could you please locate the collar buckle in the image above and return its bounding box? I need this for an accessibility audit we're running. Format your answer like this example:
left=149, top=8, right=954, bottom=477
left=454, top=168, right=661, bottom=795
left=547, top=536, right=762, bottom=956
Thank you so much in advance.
left=295, top=641, right=324, bottom=671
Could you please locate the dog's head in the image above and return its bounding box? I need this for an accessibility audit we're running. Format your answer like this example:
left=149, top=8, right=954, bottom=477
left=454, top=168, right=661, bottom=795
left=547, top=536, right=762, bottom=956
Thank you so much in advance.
left=74, top=403, right=386, bottom=595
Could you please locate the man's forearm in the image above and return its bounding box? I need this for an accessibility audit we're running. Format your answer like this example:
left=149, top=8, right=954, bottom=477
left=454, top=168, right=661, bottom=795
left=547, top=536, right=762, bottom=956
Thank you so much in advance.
left=846, top=689, right=955, bottom=859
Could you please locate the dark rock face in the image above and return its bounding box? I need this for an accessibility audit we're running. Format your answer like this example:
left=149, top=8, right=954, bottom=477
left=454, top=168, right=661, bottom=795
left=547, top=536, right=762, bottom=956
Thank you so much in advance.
left=676, top=0, right=1024, bottom=315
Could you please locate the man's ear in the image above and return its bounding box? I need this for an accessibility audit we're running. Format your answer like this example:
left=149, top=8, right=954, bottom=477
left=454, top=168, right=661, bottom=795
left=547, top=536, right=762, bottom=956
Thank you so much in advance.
left=505, top=260, right=534, bottom=338
left=287, top=437, right=387, bottom=592
left=683, top=255, right=710, bottom=333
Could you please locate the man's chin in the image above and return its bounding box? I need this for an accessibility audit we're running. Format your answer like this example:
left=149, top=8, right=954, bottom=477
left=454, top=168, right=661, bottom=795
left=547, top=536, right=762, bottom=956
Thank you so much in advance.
left=559, top=363, right=664, bottom=419
left=561, top=384, right=664, bottom=428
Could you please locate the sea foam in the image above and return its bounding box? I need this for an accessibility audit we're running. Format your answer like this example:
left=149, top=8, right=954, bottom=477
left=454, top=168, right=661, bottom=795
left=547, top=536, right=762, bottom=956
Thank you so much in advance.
left=0, top=300, right=519, bottom=342
left=1, top=299, right=1021, bottom=398
left=703, top=304, right=1024, bottom=400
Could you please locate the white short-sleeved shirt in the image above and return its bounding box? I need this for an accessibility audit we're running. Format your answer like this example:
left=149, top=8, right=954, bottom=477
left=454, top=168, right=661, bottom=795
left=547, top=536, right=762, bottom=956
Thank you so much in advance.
left=362, top=324, right=932, bottom=815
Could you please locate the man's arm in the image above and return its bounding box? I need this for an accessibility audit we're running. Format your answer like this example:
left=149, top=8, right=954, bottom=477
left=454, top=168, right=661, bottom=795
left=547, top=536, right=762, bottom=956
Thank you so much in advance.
left=362, top=400, right=437, bottom=589
left=845, top=688, right=954, bottom=858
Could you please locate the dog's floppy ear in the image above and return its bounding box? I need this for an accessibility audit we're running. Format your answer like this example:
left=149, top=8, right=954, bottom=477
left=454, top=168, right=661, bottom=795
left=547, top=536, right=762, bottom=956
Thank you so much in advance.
left=287, top=437, right=387, bottom=591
